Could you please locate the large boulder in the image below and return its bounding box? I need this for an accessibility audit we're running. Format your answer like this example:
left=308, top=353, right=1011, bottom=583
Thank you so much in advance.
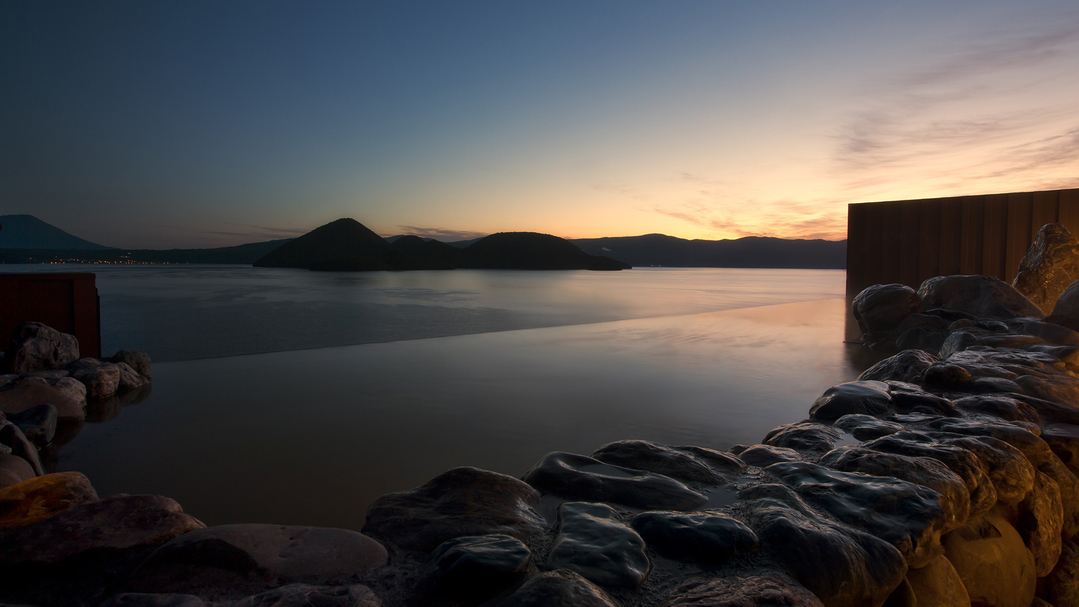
left=941, top=514, right=1036, bottom=607
left=918, top=275, right=1043, bottom=319
left=1013, top=223, right=1079, bottom=315
left=547, top=502, right=650, bottom=589
left=1049, top=280, right=1079, bottom=332
left=904, top=554, right=970, bottom=607
left=808, top=381, right=891, bottom=422
left=363, top=467, right=546, bottom=551
left=0, top=375, right=86, bottom=420
left=0, top=471, right=98, bottom=531
left=128, top=524, right=386, bottom=597
left=852, top=284, right=924, bottom=340
left=2, top=322, right=79, bottom=374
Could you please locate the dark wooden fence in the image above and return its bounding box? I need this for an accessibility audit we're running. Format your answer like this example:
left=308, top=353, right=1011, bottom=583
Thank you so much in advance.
left=0, top=273, right=101, bottom=358
left=845, top=188, right=1079, bottom=341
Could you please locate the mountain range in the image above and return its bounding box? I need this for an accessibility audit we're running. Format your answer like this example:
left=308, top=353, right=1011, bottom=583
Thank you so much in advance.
left=0, top=214, right=846, bottom=269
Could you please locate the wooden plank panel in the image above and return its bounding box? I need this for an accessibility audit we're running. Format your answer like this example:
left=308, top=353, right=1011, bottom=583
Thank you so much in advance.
left=900, top=200, right=922, bottom=288
left=1059, top=189, right=1079, bottom=235
left=1005, top=192, right=1033, bottom=282
left=846, top=203, right=868, bottom=294
left=1032, top=190, right=1060, bottom=235
left=918, top=199, right=941, bottom=283
left=961, top=196, right=984, bottom=275
left=862, top=202, right=885, bottom=292
left=939, top=196, right=963, bottom=276
left=983, top=194, right=1009, bottom=280
left=880, top=201, right=904, bottom=285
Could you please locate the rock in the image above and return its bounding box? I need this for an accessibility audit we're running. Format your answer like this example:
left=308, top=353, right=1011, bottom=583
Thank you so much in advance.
left=762, top=421, right=841, bottom=454
left=766, top=461, right=946, bottom=568
left=116, top=362, right=151, bottom=391
left=1012, top=223, right=1079, bottom=315
left=737, top=445, right=802, bottom=467
left=0, top=420, right=43, bottom=475
left=833, top=415, right=904, bottom=441
left=0, top=494, right=204, bottom=565
left=1043, top=423, right=1079, bottom=475
left=895, top=326, right=947, bottom=353
left=852, top=284, right=924, bottom=337
left=923, top=363, right=973, bottom=388
left=547, top=502, right=650, bottom=589
left=888, top=386, right=958, bottom=416
left=1038, top=453, right=1079, bottom=540
left=1045, top=538, right=1079, bottom=607
left=1013, top=318, right=1079, bottom=345
left=941, top=514, right=1036, bottom=607
left=740, top=484, right=907, bottom=607
left=8, top=403, right=57, bottom=447
left=866, top=432, right=998, bottom=518
left=940, top=331, right=981, bottom=359
left=859, top=349, right=938, bottom=383
left=100, top=594, right=208, bottom=607
left=1017, top=471, right=1064, bottom=576
left=1049, top=280, right=1079, bottom=332
left=918, top=275, right=1044, bottom=319
left=809, top=381, right=892, bottom=422
left=945, top=436, right=1034, bottom=506
left=819, top=446, right=970, bottom=534
left=111, top=350, right=153, bottom=379
left=0, top=454, right=35, bottom=489
left=672, top=445, right=746, bottom=475
left=129, top=524, right=385, bottom=596
left=631, top=510, right=758, bottom=565
left=0, top=471, right=98, bottom=530
left=951, top=395, right=1040, bottom=423
left=663, top=571, right=824, bottom=607
left=231, top=584, right=381, bottom=607
left=523, top=452, right=706, bottom=511
left=429, top=534, right=530, bottom=598
left=592, top=440, right=725, bottom=485
left=904, top=554, right=970, bottom=607
left=0, top=376, right=85, bottom=420
left=2, top=322, right=79, bottom=374
left=68, top=359, right=121, bottom=399
left=495, top=569, right=619, bottom=607
left=363, top=466, right=546, bottom=551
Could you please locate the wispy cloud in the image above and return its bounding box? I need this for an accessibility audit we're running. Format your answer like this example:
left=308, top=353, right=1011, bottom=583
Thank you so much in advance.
left=393, top=226, right=488, bottom=242
left=208, top=222, right=310, bottom=240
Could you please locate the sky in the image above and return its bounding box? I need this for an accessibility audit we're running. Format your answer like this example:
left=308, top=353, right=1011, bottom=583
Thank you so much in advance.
left=2, top=1, right=1077, bottom=249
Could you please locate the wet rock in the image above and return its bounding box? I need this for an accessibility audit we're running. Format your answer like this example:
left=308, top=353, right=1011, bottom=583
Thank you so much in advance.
left=631, top=510, right=758, bottom=565
left=762, top=421, right=840, bottom=454
left=942, top=514, right=1036, bottom=607
left=0, top=420, right=42, bottom=477
left=1012, top=223, right=1079, bottom=315
left=100, top=594, right=208, bottom=607
left=429, top=534, right=530, bottom=598
left=834, top=414, right=904, bottom=441
left=904, top=554, right=970, bottom=607
left=0, top=376, right=85, bottom=421
left=969, top=376, right=1024, bottom=393
left=3, top=322, right=79, bottom=374
left=1043, top=423, right=1079, bottom=475
left=523, top=452, right=706, bottom=511
left=663, top=572, right=824, bottom=607
left=895, top=326, right=947, bottom=353
left=670, top=445, right=746, bottom=475
left=980, top=333, right=1047, bottom=348
left=495, top=569, right=619, bottom=607
left=940, top=331, right=981, bottom=359
left=1038, top=453, right=1079, bottom=540
left=111, top=350, right=153, bottom=379
left=1049, top=279, right=1079, bottom=332
left=0, top=471, right=98, bottom=531
left=888, top=387, right=958, bottom=417
left=852, top=283, right=924, bottom=338
left=809, top=381, right=891, bottom=422
left=364, top=466, right=546, bottom=551
left=865, top=433, right=998, bottom=518
left=923, top=363, right=973, bottom=388
left=737, top=445, right=802, bottom=467
left=547, top=502, right=650, bottom=589
left=859, top=349, right=938, bottom=384
left=819, top=446, right=970, bottom=533
left=592, top=440, right=724, bottom=485
left=231, top=584, right=381, bottom=607
left=116, top=362, right=151, bottom=391
left=766, top=461, right=946, bottom=568
left=1045, top=538, right=1079, bottom=607
left=67, top=359, right=121, bottom=399
left=1017, top=471, right=1064, bottom=576
left=0, top=453, right=35, bottom=489
left=951, top=394, right=1040, bottom=423
left=8, top=403, right=57, bottom=447
left=0, top=494, right=204, bottom=565
left=918, top=275, right=1044, bottom=319
left=740, top=484, right=907, bottom=607
left=946, top=436, right=1035, bottom=506
left=129, top=524, right=385, bottom=597
left=1013, top=318, right=1079, bottom=345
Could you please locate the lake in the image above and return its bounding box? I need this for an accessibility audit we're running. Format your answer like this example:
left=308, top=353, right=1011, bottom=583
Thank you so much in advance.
left=3, top=265, right=866, bottom=530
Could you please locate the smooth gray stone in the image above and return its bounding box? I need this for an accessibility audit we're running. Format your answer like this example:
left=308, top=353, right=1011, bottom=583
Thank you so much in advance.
left=737, top=444, right=802, bottom=467
left=547, top=502, right=650, bottom=589
left=763, top=421, right=840, bottom=454
left=524, top=451, right=706, bottom=511
left=809, top=381, right=891, bottom=422
left=363, top=466, right=546, bottom=552
left=631, top=510, right=758, bottom=565
left=592, top=440, right=724, bottom=485
left=495, top=570, right=618, bottom=607
left=429, top=534, right=530, bottom=598
left=8, top=403, right=57, bottom=447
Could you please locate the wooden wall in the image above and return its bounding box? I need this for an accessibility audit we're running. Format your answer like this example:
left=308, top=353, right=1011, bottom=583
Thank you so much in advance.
left=845, top=188, right=1079, bottom=341
left=0, top=273, right=101, bottom=359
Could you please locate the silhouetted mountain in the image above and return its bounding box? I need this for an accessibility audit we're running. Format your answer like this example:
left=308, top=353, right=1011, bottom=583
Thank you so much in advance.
left=254, top=218, right=392, bottom=270
left=460, top=232, right=631, bottom=270
left=0, top=239, right=294, bottom=264
left=388, top=235, right=459, bottom=270
left=571, top=234, right=846, bottom=269
left=0, top=215, right=113, bottom=250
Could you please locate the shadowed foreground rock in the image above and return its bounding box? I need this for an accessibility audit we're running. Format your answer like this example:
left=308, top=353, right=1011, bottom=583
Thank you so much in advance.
left=428, top=534, right=530, bottom=599
left=663, top=572, right=824, bottom=607
left=546, top=502, right=650, bottom=589
left=631, top=510, right=758, bottom=565
left=0, top=471, right=98, bottom=531
left=495, top=570, right=619, bottom=607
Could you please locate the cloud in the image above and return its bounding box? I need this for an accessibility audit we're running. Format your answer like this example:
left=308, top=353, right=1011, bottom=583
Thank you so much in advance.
left=651, top=193, right=848, bottom=241
left=393, top=226, right=488, bottom=242
left=208, top=222, right=310, bottom=240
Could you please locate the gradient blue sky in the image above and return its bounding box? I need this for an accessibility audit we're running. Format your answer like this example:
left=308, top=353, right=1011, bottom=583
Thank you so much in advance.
left=3, top=1, right=1077, bottom=248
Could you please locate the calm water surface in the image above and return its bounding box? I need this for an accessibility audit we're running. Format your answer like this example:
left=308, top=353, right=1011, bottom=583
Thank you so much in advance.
left=3, top=265, right=864, bottom=529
